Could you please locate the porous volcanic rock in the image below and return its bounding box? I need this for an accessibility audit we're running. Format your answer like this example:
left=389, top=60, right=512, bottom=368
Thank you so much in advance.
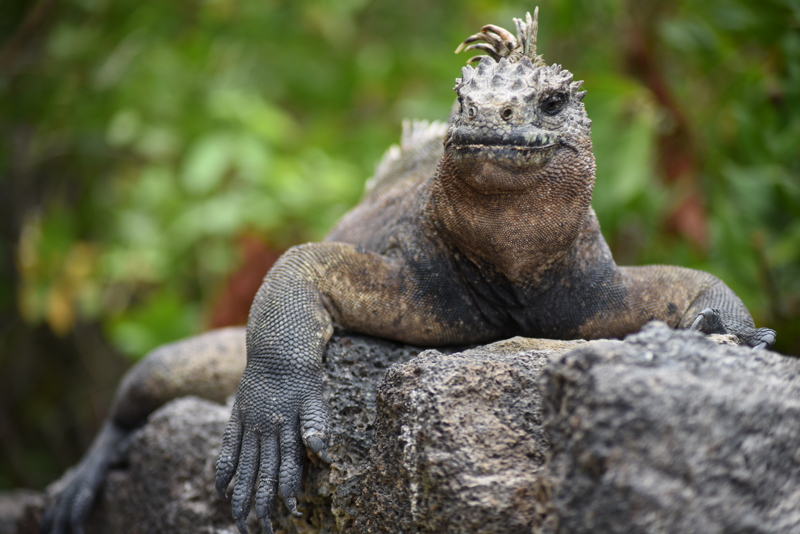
left=12, top=323, right=800, bottom=534
left=540, top=322, right=800, bottom=534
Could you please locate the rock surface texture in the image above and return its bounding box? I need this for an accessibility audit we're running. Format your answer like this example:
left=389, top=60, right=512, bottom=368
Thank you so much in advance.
left=540, top=323, right=800, bottom=534
left=13, top=323, right=800, bottom=533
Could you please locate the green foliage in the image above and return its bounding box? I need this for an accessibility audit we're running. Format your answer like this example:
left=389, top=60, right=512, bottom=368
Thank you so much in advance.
left=3, top=0, right=799, bottom=361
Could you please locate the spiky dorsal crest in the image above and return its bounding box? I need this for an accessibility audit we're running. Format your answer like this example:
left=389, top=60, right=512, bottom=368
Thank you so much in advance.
left=513, top=10, right=545, bottom=67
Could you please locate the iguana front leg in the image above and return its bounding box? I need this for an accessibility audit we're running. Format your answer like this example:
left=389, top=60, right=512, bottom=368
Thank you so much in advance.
left=215, top=247, right=335, bottom=534
left=214, top=242, right=472, bottom=534
left=613, top=265, right=776, bottom=349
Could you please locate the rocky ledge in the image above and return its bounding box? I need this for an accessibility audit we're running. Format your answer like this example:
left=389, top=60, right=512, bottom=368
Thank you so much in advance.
left=7, top=322, right=800, bottom=533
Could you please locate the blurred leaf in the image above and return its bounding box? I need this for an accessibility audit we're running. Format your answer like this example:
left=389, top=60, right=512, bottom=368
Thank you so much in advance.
left=106, top=108, right=142, bottom=147
left=181, top=133, right=234, bottom=196
left=107, top=290, right=198, bottom=358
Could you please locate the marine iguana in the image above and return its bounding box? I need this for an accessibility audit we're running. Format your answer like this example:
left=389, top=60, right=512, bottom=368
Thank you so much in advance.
left=40, top=10, right=776, bottom=534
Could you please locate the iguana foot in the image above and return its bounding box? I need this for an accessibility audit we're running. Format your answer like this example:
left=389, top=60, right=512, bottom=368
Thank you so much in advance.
left=39, top=422, right=129, bottom=534
left=455, top=9, right=544, bottom=65
left=740, top=327, right=777, bottom=350
left=690, top=307, right=776, bottom=350
left=216, top=370, right=332, bottom=534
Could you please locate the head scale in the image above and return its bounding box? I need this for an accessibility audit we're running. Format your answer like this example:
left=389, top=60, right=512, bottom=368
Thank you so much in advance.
left=455, top=57, right=586, bottom=108
left=451, top=9, right=590, bottom=148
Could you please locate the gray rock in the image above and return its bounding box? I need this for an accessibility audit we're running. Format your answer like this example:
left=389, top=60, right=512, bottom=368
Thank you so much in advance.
left=0, top=490, right=42, bottom=534
left=12, top=323, right=800, bottom=534
left=540, top=322, right=800, bottom=534
left=91, top=396, right=234, bottom=534
left=276, top=329, right=431, bottom=533
left=25, top=330, right=427, bottom=534
left=336, top=337, right=584, bottom=534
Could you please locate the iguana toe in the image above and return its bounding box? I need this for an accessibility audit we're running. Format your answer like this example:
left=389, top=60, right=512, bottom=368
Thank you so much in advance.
left=480, top=24, right=517, bottom=50
left=254, top=437, right=279, bottom=534
left=689, top=308, right=727, bottom=335
left=277, top=424, right=306, bottom=515
left=455, top=21, right=519, bottom=64
left=690, top=308, right=777, bottom=350
left=215, top=412, right=243, bottom=499
left=301, top=395, right=332, bottom=463
left=68, top=487, right=94, bottom=534
left=40, top=422, right=129, bottom=534
left=231, top=431, right=259, bottom=534
left=306, top=434, right=332, bottom=463
left=745, top=327, right=777, bottom=350
left=455, top=23, right=518, bottom=58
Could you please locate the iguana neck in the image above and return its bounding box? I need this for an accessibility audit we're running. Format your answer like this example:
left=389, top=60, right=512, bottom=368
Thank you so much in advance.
left=427, top=140, right=596, bottom=283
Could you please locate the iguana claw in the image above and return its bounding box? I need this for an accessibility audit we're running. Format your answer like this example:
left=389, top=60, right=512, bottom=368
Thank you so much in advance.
left=690, top=307, right=777, bottom=350
left=481, top=24, right=517, bottom=48
left=690, top=308, right=727, bottom=335
left=459, top=43, right=502, bottom=61
left=745, top=327, right=777, bottom=350
left=305, top=434, right=333, bottom=463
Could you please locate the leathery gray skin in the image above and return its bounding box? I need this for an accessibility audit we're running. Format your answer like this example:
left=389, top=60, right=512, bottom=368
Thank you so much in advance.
left=38, top=10, right=777, bottom=534
left=215, top=11, right=775, bottom=534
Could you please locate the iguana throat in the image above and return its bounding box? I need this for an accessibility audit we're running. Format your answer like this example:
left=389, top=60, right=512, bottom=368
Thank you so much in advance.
left=430, top=53, right=595, bottom=282
left=432, top=138, right=595, bottom=283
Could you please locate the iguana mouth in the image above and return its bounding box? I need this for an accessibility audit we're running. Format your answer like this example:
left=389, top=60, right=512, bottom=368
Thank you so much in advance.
left=448, top=127, right=561, bottom=151
left=450, top=142, right=560, bottom=170
left=455, top=143, right=558, bottom=150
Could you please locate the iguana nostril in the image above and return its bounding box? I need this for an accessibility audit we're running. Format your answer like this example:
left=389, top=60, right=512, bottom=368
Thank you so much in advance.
left=502, top=108, right=513, bottom=120
left=468, top=107, right=477, bottom=119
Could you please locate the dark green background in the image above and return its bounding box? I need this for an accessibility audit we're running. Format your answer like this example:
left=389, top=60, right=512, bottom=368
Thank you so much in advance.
left=1, top=0, right=798, bottom=490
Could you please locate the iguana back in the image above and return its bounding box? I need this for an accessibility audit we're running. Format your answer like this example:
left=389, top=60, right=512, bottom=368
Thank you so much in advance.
left=325, top=120, right=446, bottom=249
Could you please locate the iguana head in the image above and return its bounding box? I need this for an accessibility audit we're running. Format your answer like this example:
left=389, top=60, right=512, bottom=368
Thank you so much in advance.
left=444, top=9, right=593, bottom=193
left=433, top=10, right=597, bottom=282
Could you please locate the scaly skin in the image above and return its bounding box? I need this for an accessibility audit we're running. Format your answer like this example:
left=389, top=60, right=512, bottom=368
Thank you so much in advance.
left=41, top=10, right=776, bottom=534
left=216, top=10, right=775, bottom=534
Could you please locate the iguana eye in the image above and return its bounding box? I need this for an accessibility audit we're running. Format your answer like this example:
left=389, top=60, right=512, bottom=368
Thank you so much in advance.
left=541, top=94, right=567, bottom=115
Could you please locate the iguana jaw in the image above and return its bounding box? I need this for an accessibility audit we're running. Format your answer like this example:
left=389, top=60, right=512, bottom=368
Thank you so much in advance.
left=444, top=130, right=569, bottom=193
left=444, top=124, right=567, bottom=190
left=449, top=144, right=560, bottom=190
left=432, top=140, right=595, bottom=281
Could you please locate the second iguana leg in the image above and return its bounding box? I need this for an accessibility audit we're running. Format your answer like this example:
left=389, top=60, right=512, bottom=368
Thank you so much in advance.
left=40, top=327, right=246, bottom=534
left=612, top=266, right=775, bottom=349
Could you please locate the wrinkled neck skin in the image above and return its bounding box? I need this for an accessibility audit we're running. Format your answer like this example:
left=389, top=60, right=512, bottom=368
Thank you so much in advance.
left=429, top=132, right=596, bottom=284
